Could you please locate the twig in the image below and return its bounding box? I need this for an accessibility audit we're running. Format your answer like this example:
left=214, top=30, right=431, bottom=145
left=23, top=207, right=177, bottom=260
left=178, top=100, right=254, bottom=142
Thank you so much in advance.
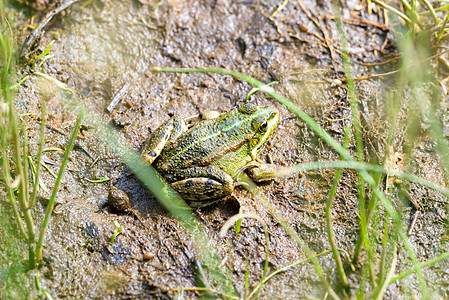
left=288, top=48, right=449, bottom=84
left=106, top=82, right=130, bottom=113
left=343, top=17, right=390, bottom=31
left=271, top=0, right=290, bottom=18
left=20, top=0, right=81, bottom=58
left=43, top=123, right=93, bottom=159
left=352, top=55, right=401, bottom=67
left=288, top=33, right=328, bottom=48
left=285, top=68, right=400, bottom=84
left=408, top=211, right=419, bottom=236
left=297, top=0, right=338, bottom=63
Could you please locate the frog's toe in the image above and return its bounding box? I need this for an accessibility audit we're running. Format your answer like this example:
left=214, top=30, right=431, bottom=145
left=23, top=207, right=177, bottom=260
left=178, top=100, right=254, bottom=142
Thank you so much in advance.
left=142, top=150, right=159, bottom=164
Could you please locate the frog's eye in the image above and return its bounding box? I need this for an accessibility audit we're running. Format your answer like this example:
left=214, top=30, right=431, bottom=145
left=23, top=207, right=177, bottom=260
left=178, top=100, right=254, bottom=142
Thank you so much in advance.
left=258, top=119, right=268, bottom=132
left=252, top=117, right=268, bottom=132
left=238, top=103, right=257, bottom=114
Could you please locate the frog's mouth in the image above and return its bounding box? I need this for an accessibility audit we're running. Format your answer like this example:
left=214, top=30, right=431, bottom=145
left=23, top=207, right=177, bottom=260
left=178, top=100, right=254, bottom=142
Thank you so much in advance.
left=251, top=107, right=280, bottom=158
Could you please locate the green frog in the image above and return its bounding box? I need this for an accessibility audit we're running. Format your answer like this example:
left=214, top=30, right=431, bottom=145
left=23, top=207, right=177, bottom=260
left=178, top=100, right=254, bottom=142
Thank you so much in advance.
left=141, top=103, right=279, bottom=207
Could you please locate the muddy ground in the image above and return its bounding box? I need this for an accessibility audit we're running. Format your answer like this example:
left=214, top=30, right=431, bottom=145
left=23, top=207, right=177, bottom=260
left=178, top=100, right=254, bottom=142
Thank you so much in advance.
left=2, top=0, right=449, bottom=298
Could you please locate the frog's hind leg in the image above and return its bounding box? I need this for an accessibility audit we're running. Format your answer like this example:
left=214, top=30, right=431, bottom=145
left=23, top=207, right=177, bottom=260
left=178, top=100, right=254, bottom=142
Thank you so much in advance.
left=168, top=116, right=189, bottom=143
left=169, top=167, right=234, bottom=203
left=141, top=116, right=187, bottom=164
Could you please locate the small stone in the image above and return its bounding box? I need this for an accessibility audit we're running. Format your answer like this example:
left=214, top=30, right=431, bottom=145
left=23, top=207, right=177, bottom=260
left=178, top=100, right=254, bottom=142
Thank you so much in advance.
left=108, top=186, right=131, bottom=212
left=112, top=115, right=131, bottom=127
left=199, top=110, right=221, bottom=120
left=330, top=79, right=342, bottom=87
left=143, top=251, right=154, bottom=260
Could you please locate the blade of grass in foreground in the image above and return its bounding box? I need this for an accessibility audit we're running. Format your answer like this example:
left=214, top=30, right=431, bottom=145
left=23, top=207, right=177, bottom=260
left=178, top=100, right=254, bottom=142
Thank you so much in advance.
left=0, top=11, right=38, bottom=268
left=277, top=161, right=449, bottom=199
left=9, top=87, right=36, bottom=268
left=325, top=125, right=351, bottom=289
left=36, top=108, right=84, bottom=262
left=331, top=1, right=374, bottom=287
left=29, top=97, right=48, bottom=208
left=0, top=116, right=27, bottom=240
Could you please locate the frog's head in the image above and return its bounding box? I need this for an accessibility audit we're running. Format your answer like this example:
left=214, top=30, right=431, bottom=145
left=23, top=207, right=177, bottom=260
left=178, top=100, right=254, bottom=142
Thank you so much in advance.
left=238, top=103, right=280, bottom=159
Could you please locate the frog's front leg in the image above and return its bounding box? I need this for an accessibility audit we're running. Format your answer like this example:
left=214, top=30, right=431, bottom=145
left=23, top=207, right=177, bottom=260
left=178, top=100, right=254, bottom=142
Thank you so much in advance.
left=141, top=116, right=187, bottom=164
left=167, top=167, right=234, bottom=205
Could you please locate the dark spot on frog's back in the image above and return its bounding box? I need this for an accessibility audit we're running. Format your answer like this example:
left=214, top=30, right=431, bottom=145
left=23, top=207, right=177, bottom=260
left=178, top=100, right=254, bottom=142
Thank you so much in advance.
left=204, top=179, right=218, bottom=197
left=218, top=116, right=234, bottom=129
left=218, top=120, right=237, bottom=135
left=205, top=190, right=215, bottom=197
left=238, top=103, right=257, bottom=114
left=198, top=148, right=209, bottom=157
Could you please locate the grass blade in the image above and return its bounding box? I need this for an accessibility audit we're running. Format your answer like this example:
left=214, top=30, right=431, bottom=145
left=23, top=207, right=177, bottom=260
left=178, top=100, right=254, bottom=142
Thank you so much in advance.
left=36, top=108, right=84, bottom=262
left=30, top=97, right=48, bottom=208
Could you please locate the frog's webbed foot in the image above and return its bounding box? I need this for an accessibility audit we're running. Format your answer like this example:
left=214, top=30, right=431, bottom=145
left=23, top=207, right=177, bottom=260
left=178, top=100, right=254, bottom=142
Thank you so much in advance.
left=234, top=181, right=250, bottom=188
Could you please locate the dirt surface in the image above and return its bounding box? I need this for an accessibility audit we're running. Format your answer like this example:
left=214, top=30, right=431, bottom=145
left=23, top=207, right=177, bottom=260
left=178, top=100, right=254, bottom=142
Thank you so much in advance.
left=3, top=0, right=449, bottom=298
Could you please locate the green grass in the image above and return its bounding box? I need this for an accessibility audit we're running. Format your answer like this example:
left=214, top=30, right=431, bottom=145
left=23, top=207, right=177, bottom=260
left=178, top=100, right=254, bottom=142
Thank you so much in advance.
left=0, top=2, right=83, bottom=297
left=0, top=202, right=29, bottom=298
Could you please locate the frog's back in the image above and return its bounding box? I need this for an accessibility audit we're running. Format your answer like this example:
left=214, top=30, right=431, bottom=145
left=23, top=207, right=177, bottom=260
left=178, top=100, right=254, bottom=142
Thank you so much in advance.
left=155, top=111, right=255, bottom=172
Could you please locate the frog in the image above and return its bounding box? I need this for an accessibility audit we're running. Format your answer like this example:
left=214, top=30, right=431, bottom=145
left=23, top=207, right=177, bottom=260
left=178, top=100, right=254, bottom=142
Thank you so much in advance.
left=140, top=102, right=279, bottom=207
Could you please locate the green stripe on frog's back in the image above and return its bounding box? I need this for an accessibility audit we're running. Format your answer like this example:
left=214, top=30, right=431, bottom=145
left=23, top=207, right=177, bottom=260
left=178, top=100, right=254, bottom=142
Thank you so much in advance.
left=156, top=109, right=258, bottom=171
